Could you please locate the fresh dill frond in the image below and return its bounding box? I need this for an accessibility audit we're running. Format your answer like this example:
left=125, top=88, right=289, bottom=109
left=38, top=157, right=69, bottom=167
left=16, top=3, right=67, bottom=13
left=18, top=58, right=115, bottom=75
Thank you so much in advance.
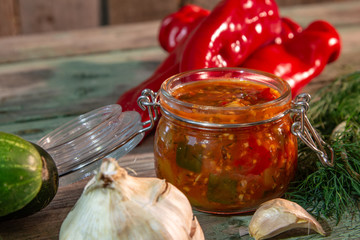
left=285, top=71, right=360, bottom=222
left=308, top=71, right=360, bottom=134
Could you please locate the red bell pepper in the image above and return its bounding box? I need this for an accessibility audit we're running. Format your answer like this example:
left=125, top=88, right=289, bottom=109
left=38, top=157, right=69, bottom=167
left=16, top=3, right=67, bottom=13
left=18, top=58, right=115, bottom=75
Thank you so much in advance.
left=117, top=0, right=283, bottom=132
left=179, top=0, right=282, bottom=71
left=159, top=4, right=210, bottom=53
left=242, top=20, right=341, bottom=96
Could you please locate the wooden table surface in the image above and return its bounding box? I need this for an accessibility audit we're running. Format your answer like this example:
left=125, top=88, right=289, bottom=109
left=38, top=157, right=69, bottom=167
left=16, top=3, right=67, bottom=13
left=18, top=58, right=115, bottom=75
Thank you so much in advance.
left=0, top=1, right=360, bottom=239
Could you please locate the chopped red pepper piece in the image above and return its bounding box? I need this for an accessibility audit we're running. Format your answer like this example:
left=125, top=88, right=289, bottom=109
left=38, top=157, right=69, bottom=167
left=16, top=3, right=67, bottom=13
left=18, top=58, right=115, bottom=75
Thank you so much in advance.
left=159, top=4, right=210, bottom=53
left=233, top=136, right=272, bottom=175
left=242, top=20, right=341, bottom=96
left=258, top=87, right=277, bottom=101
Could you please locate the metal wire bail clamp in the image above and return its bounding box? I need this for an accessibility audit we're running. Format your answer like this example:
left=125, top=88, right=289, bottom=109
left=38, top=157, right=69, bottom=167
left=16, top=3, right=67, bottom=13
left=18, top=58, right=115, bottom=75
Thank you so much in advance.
left=290, top=93, right=335, bottom=167
left=137, top=89, right=160, bottom=133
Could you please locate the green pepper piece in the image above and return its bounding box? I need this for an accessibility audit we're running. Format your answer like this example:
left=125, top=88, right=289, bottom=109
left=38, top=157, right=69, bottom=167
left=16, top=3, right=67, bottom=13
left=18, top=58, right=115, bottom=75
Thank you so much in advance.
left=207, top=173, right=238, bottom=205
left=176, top=141, right=203, bottom=173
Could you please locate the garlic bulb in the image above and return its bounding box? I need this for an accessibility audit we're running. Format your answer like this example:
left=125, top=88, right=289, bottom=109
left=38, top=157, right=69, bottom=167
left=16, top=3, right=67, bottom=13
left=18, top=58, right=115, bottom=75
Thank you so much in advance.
left=248, top=198, right=325, bottom=240
left=59, top=158, right=204, bottom=240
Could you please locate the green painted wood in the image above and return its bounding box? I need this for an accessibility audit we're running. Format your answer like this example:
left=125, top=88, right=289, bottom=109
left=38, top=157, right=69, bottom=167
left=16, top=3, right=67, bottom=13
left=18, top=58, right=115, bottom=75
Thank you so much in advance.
left=0, top=47, right=165, bottom=142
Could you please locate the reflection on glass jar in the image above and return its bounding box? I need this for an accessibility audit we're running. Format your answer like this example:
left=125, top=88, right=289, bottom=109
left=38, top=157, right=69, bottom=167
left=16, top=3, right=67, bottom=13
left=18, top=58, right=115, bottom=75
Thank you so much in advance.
left=154, top=68, right=298, bottom=214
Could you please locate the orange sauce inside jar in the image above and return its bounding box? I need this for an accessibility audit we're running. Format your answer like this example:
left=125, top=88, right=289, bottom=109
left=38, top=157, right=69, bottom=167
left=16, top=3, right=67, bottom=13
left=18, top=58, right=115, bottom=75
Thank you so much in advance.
left=154, top=68, right=298, bottom=213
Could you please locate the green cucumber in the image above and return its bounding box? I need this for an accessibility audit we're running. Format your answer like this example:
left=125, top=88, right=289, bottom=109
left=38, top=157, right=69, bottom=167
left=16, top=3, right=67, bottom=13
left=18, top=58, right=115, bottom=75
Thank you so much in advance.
left=0, top=132, right=59, bottom=220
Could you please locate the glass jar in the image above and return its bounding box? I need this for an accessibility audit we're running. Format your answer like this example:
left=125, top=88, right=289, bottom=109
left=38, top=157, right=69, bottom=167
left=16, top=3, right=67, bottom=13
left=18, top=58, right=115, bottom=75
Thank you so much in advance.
left=154, top=68, right=311, bottom=214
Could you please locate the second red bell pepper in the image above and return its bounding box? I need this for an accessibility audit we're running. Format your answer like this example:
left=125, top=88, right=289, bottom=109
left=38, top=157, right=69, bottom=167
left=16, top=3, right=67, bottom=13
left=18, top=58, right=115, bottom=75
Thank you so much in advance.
left=242, top=20, right=341, bottom=96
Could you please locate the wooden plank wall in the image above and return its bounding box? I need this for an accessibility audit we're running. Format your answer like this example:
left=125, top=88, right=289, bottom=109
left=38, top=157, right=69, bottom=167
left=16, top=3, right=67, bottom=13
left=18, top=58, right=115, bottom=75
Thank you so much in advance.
left=18, top=0, right=100, bottom=34
left=108, top=0, right=179, bottom=24
left=107, top=0, right=353, bottom=24
left=0, top=0, right=20, bottom=37
left=0, top=0, right=353, bottom=37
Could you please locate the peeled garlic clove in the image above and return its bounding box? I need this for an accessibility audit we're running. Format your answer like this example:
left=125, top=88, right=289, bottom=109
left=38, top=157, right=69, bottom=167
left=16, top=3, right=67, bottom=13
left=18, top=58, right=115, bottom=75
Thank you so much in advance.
left=59, top=158, right=204, bottom=240
left=248, top=198, right=325, bottom=240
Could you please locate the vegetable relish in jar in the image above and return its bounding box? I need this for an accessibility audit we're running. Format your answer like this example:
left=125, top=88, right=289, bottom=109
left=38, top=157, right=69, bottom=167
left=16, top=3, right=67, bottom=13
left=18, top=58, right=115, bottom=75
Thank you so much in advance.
left=154, top=68, right=297, bottom=213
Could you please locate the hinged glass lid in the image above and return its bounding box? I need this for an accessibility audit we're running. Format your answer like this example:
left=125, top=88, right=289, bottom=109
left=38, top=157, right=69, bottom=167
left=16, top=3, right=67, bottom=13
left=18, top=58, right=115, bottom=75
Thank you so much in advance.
left=37, top=89, right=159, bottom=186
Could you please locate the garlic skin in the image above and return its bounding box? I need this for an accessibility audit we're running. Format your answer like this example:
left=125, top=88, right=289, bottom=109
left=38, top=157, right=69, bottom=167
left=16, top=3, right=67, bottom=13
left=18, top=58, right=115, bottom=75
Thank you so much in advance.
left=59, top=158, right=204, bottom=240
left=248, top=198, right=325, bottom=240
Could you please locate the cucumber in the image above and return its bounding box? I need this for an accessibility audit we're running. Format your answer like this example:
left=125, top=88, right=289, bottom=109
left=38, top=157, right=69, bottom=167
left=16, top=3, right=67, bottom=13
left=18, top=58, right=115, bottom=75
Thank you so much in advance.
left=0, top=132, right=59, bottom=220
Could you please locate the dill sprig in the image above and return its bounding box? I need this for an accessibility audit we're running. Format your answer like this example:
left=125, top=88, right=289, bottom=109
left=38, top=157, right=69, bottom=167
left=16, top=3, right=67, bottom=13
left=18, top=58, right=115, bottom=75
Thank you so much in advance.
left=285, top=71, right=360, bottom=222
left=307, top=71, right=360, bottom=133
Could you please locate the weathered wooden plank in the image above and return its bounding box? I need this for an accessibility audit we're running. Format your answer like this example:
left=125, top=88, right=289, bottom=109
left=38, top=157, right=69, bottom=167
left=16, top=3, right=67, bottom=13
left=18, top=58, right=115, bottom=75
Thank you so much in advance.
left=279, top=0, right=360, bottom=27
left=0, top=20, right=160, bottom=64
left=107, top=0, right=354, bottom=24
left=0, top=0, right=20, bottom=37
left=277, top=0, right=352, bottom=6
left=0, top=47, right=165, bottom=142
left=108, top=0, right=178, bottom=24
left=18, top=0, right=100, bottom=34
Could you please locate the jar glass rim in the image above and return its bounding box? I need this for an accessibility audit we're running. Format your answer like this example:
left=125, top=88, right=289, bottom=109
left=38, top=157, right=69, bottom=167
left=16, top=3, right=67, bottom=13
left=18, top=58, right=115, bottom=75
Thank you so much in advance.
left=160, top=67, right=291, bottom=111
left=159, top=67, right=292, bottom=125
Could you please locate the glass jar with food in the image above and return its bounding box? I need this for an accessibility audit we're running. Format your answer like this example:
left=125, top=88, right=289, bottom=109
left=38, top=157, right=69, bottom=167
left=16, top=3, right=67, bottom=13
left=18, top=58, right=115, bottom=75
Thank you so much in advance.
left=153, top=68, right=333, bottom=214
